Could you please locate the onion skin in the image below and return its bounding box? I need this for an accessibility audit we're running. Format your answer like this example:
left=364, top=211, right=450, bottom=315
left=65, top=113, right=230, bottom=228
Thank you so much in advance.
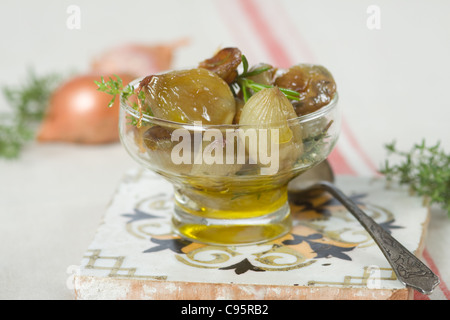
left=37, top=73, right=134, bottom=144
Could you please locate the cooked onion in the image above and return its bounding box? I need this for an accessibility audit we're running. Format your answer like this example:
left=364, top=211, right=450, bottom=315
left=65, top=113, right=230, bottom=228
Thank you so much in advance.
left=37, top=73, right=134, bottom=144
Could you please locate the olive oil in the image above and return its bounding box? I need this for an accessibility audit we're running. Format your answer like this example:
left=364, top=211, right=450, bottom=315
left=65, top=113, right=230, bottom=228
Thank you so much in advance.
left=175, top=186, right=288, bottom=219
left=175, top=222, right=290, bottom=246
left=171, top=174, right=296, bottom=245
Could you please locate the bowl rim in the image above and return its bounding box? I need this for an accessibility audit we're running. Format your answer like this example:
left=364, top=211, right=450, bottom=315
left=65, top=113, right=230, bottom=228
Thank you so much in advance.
left=120, top=76, right=339, bottom=129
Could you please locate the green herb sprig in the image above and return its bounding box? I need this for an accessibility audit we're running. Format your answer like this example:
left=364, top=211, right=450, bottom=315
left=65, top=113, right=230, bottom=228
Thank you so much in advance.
left=95, top=57, right=302, bottom=127
left=95, top=75, right=150, bottom=127
left=234, top=55, right=300, bottom=102
left=380, top=140, right=450, bottom=216
left=0, top=68, right=62, bottom=159
left=94, top=75, right=140, bottom=108
left=297, top=120, right=333, bottom=164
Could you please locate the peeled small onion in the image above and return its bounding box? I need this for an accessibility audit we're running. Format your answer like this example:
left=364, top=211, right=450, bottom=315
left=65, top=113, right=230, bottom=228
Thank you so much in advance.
left=142, top=68, right=236, bottom=125
left=238, top=87, right=303, bottom=171
left=37, top=73, right=134, bottom=144
left=239, top=87, right=298, bottom=143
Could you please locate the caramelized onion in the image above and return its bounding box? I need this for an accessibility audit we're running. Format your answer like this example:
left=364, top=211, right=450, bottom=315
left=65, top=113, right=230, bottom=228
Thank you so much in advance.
left=198, top=47, right=242, bottom=84
left=274, top=64, right=336, bottom=116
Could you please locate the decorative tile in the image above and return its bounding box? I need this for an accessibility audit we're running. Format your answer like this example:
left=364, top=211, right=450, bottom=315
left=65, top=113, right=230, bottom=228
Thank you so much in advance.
left=74, top=169, right=429, bottom=300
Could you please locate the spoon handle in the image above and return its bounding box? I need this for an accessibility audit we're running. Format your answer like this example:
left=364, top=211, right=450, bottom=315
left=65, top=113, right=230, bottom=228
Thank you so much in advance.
left=315, top=181, right=440, bottom=295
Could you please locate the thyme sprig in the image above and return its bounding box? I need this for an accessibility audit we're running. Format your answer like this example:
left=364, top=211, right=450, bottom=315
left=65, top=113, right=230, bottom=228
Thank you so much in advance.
left=0, top=68, right=62, bottom=159
left=380, top=140, right=450, bottom=216
left=96, top=55, right=302, bottom=127
left=94, top=75, right=139, bottom=108
left=95, top=75, right=149, bottom=127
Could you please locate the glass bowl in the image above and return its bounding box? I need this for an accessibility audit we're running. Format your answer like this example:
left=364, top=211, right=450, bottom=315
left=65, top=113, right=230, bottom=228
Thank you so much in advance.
left=119, top=78, right=341, bottom=246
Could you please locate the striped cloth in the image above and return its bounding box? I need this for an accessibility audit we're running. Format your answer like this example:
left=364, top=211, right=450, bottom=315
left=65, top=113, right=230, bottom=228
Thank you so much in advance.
left=212, top=0, right=449, bottom=300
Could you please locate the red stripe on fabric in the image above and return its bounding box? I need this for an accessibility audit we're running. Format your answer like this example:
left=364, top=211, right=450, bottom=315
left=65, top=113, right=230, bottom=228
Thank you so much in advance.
left=272, top=0, right=378, bottom=176
left=237, top=0, right=355, bottom=175
left=328, top=148, right=357, bottom=175
left=414, top=290, right=431, bottom=300
left=214, top=0, right=259, bottom=61
left=423, top=248, right=450, bottom=299
left=341, top=118, right=380, bottom=176
left=234, top=0, right=447, bottom=300
left=264, top=0, right=316, bottom=63
left=238, top=0, right=292, bottom=68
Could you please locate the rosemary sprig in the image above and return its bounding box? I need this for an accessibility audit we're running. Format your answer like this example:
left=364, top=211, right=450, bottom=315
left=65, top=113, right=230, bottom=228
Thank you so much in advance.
left=239, top=78, right=301, bottom=101
left=297, top=120, right=333, bottom=164
left=0, top=68, right=62, bottom=159
left=235, top=55, right=300, bottom=102
left=96, top=57, right=302, bottom=127
left=380, top=140, right=450, bottom=216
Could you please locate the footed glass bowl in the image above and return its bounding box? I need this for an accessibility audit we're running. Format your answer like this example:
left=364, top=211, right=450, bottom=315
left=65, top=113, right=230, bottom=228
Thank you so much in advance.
left=119, top=79, right=341, bottom=245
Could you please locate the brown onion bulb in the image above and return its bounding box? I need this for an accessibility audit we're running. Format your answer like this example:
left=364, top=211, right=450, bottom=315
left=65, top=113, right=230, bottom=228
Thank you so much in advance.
left=37, top=73, right=134, bottom=144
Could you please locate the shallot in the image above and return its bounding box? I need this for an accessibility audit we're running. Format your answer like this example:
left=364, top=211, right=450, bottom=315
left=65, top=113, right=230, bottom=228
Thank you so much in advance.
left=37, top=73, right=134, bottom=144
left=91, top=39, right=189, bottom=78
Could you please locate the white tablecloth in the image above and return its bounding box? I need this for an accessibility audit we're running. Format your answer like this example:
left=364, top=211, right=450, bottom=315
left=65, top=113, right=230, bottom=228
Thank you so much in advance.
left=0, top=0, right=449, bottom=300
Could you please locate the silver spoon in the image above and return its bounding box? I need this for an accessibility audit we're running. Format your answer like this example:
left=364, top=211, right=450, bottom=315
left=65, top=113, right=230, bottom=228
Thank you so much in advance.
left=288, top=160, right=440, bottom=295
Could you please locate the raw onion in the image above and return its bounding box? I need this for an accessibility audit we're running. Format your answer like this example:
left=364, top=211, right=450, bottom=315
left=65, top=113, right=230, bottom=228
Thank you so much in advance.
left=91, top=39, right=189, bottom=77
left=37, top=73, right=134, bottom=144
